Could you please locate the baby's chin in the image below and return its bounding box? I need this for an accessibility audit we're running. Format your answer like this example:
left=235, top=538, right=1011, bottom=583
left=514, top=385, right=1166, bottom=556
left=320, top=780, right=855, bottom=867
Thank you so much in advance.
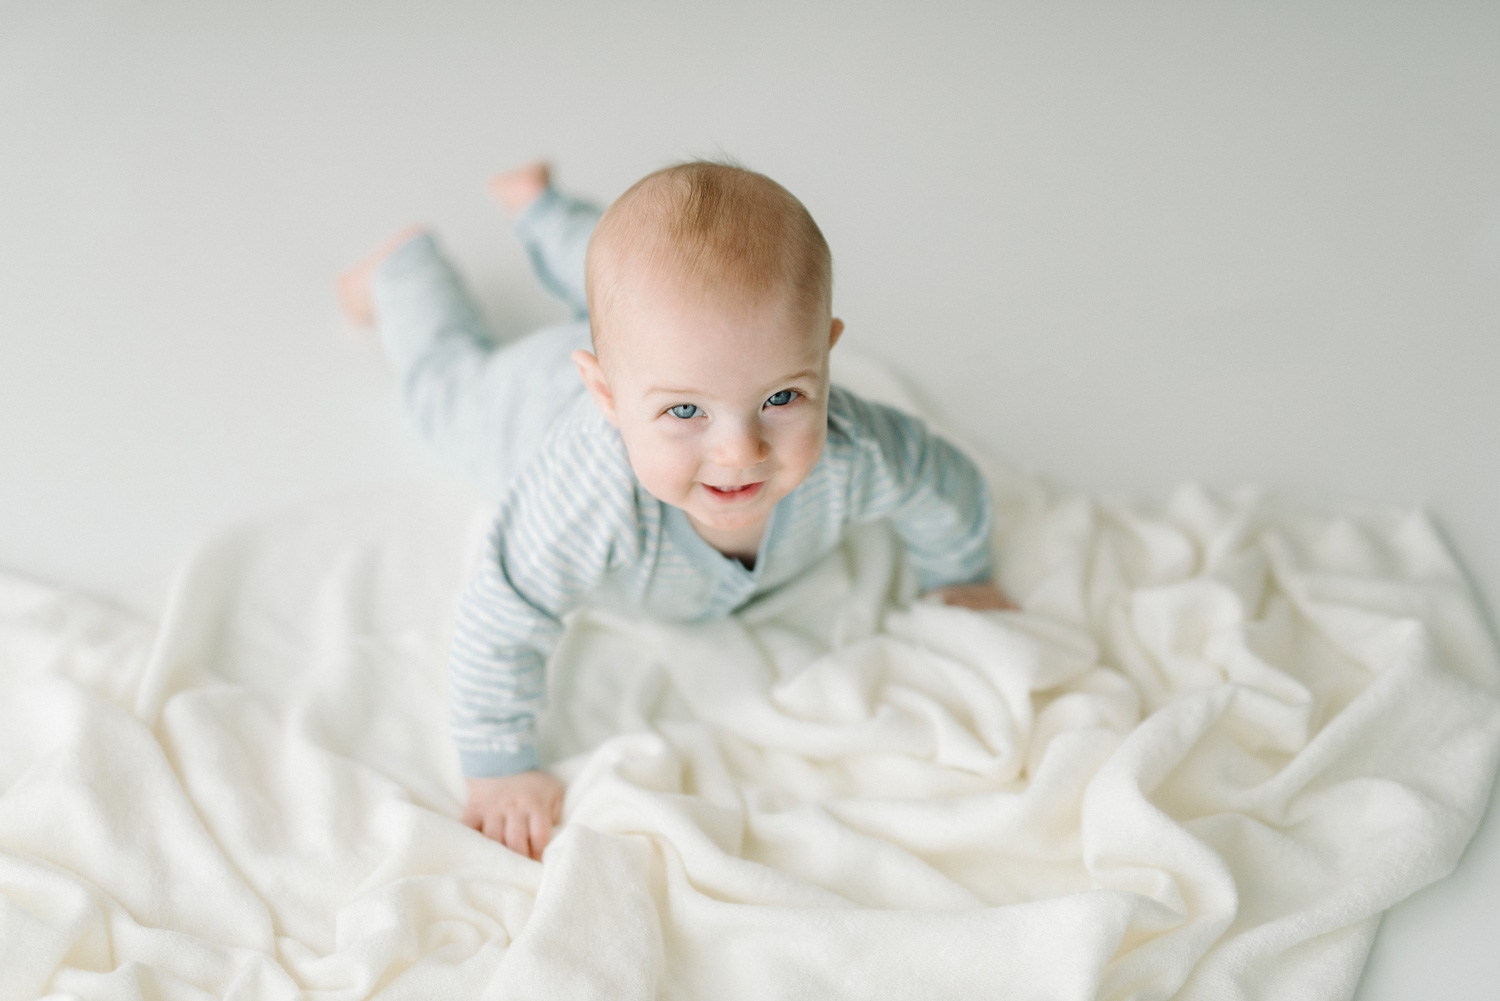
left=683, top=488, right=781, bottom=530
left=684, top=498, right=769, bottom=529
left=689, top=510, right=769, bottom=533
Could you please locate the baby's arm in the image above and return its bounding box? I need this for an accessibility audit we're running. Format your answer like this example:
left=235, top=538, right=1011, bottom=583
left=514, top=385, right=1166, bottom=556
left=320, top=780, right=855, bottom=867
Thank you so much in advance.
left=448, top=520, right=582, bottom=861
left=448, top=519, right=571, bottom=861
left=840, top=391, right=1016, bottom=608
left=447, top=414, right=639, bottom=859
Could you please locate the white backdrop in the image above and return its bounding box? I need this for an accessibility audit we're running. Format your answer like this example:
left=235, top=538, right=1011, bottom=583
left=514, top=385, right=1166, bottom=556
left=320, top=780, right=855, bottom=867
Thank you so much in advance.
left=2, top=2, right=1497, bottom=997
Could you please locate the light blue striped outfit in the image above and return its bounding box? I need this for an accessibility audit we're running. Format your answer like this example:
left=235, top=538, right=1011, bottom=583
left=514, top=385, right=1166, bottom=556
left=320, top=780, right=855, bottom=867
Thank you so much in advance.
left=372, top=189, right=995, bottom=778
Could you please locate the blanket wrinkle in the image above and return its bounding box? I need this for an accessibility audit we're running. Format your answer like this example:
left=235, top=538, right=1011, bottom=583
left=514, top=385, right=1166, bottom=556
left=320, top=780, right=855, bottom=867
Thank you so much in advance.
left=3, top=444, right=1499, bottom=998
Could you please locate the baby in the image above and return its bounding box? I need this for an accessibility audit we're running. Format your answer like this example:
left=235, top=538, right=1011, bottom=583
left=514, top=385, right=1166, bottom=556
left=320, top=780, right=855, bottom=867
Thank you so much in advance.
left=338, top=160, right=1014, bottom=861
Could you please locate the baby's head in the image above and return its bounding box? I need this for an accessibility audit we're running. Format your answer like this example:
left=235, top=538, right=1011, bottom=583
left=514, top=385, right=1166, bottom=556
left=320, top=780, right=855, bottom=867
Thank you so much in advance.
left=572, top=161, right=843, bottom=549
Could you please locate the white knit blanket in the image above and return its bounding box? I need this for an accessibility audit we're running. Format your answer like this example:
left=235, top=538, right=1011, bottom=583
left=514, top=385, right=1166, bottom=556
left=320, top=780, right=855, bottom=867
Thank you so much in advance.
left=3, top=454, right=1498, bottom=999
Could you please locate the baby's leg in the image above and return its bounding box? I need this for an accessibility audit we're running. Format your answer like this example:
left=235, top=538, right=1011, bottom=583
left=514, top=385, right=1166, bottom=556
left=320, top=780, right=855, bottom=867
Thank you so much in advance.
left=372, top=233, right=591, bottom=501
left=414, top=319, right=592, bottom=501
left=489, top=163, right=601, bottom=319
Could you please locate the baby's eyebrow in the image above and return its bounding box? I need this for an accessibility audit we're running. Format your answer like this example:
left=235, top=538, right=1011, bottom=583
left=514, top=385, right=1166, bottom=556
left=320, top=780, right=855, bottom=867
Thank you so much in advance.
left=645, top=370, right=821, bottom=398
left=775, top=369, right=820, bottom=387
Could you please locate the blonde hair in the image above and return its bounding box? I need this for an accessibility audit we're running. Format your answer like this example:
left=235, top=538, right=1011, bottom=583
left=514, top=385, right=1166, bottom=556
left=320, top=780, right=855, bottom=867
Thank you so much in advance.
left=584, top=160, right=832, bottom=355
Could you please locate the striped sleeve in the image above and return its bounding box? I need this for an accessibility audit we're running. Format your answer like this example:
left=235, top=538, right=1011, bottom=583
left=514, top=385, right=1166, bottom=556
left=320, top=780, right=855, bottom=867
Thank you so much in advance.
left=448, top=422, right=639, bottom=777
left=836, top=390, right=995, bottom=592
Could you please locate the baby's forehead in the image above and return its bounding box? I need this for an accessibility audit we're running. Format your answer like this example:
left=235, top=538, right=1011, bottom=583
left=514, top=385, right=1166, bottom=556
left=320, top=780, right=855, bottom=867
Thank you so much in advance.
left=616, top=268, right=818, bottom=331
left=607, top=222, right=799, bottom=295
left=599, top=255, right=815, bottom=335
left=601, top=279, right=827, bottom=379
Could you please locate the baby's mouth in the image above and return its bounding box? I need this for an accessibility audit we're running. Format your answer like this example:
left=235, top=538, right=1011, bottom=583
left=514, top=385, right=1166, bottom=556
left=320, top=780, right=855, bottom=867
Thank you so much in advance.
left=702, top=481, right=765, bottom=502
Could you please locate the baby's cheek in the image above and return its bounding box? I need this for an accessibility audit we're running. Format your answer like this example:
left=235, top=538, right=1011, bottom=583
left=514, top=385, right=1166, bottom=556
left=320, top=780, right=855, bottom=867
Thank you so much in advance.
left=628, top=439, right=699, bottom=502
left=778, top=421, right=827, bottom=484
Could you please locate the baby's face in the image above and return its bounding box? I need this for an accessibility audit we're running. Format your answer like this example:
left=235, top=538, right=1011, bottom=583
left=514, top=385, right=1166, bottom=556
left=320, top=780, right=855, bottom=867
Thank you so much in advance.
left=577, top=283, right=841, bottom=548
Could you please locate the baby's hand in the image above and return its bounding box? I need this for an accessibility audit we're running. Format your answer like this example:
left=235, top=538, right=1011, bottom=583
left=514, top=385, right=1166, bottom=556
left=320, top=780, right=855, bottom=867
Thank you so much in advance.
left=334, top=224, right=428, bottom=327
left=928, top=581, right=1019, bottom=612
left=462, top=770, right=564, bottom=861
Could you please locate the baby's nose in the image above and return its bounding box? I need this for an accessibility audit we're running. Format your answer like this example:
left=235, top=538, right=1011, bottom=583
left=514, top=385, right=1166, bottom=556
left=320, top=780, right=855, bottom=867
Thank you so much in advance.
left=711, top=421, right=770, bottom=468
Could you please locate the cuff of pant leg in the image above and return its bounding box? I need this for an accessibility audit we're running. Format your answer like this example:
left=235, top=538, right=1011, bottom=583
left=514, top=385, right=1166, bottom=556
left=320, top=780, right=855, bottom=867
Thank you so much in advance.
left=512, top=186, right=564, bottom=243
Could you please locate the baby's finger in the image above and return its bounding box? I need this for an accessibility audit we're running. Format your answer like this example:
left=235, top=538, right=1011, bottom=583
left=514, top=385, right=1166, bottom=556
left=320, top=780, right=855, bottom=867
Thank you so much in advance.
left=481, top=812, right=506, bottom=843
left=529, top=812, right=552, bottom=857
left=503, top=812, right=532, bottom=859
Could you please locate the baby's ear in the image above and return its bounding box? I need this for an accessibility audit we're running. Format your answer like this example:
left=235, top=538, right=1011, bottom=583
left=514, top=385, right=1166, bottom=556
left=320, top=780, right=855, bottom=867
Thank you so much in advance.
left=828, top=317, right=845, bottom=349
left=572, top=349, right=619, bottom=426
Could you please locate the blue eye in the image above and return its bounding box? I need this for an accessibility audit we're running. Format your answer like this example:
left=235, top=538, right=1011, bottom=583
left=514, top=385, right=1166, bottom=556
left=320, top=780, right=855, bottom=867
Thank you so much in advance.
left=765, top=390, right=797, bottom=407
left=669, top=404, right=699, bottom=419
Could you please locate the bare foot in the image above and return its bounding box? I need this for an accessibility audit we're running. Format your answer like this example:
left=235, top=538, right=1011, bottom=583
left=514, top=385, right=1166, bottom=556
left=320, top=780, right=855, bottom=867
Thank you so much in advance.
left=487, top=161, right=551, bottom=218
left=335, top=224, right=427, bottom=327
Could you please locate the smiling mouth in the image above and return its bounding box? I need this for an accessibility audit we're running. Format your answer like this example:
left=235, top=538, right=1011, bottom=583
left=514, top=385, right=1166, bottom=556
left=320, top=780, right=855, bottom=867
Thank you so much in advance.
left=702, top=482, right=765, bottom=502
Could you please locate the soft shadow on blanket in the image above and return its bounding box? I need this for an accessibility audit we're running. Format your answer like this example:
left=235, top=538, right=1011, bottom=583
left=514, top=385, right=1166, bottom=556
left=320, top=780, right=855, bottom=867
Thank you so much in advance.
left=2, top=459, right=1499, bottom=999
